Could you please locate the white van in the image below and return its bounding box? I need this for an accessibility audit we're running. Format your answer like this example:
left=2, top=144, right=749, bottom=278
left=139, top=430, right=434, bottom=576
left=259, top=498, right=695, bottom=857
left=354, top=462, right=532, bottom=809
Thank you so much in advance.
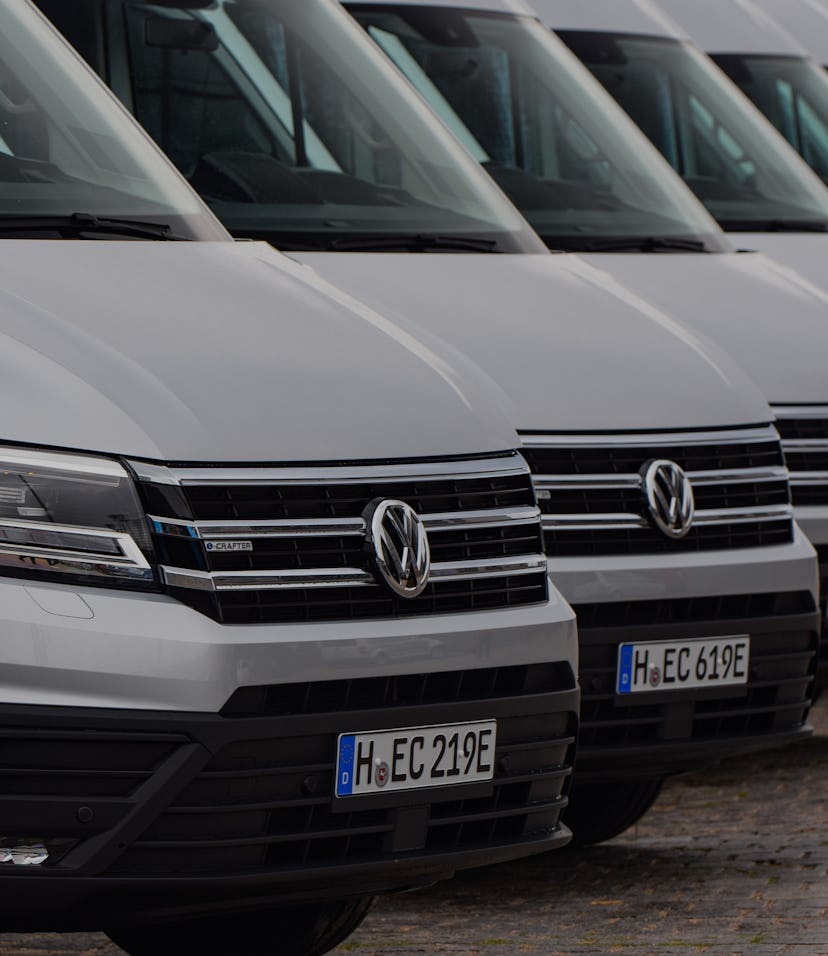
left=40, top=0, right=824, bottom=848
left=544, top=0, right=828, bottom=288
left=343, top=0, right=828, bottom=695
left=0, top=2, right=585, bottom=953
left=656, top=0, right=828, bottom=189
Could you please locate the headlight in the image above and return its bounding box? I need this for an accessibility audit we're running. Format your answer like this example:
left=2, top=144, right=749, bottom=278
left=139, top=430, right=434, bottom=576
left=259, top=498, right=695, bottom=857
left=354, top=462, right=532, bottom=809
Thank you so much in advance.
left=0, top=448, right=155, bottom=589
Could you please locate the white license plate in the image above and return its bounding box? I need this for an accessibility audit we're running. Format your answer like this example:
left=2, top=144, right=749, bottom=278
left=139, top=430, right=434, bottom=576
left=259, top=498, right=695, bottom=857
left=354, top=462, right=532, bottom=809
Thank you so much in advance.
left=335, top=719, right=496, bottom=797
left=617, top=636, right=750, bottom=694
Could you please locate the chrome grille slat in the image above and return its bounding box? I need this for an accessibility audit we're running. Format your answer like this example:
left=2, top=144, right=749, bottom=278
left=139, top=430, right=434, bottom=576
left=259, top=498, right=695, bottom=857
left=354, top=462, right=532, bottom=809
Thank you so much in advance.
left=541, top=503, right=793, bottom=533
left=161, top=554, right=549, bottom=592
left=535, top=466, right=789, bottom=490
left=520, top=426, right=783, bottom=447
left=148, top=505, right=542, bottom=541
left=129, top=455, right=528, bottom=486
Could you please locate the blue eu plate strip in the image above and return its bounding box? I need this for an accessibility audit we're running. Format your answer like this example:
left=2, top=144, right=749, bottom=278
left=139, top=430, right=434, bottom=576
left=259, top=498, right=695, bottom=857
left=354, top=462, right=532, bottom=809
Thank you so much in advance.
left=336, top=734, right=356, bottom=796
left=617, top=645, right=633, bottom=694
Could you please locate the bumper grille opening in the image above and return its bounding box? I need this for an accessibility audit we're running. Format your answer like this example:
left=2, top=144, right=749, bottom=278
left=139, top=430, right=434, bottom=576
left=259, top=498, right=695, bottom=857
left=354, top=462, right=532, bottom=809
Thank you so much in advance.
left=108, top=697, right=576, bottom=877
left=222, top=662, right=576, bottom=718
left=575, top=591, right=818, bottom=754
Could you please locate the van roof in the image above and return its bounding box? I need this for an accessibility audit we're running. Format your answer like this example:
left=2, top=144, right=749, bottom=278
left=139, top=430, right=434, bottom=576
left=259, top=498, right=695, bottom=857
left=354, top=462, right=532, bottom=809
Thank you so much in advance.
left=751, top=0, right=828, bottom=64
left=652, top=0, right=809, bottom=56
left=345, top=0, right=533, bottom=14
left=527, top=0, right=688, bottom=40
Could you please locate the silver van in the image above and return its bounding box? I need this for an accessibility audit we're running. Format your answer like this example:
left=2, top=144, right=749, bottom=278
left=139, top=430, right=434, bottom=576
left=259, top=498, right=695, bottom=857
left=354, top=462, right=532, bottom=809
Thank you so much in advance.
left=0, top=3, right=582, bottom=954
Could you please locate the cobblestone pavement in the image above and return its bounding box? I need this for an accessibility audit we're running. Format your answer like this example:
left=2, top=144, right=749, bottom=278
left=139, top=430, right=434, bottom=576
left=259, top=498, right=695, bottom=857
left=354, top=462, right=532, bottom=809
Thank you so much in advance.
left=3, top=701, right=828, bottom=956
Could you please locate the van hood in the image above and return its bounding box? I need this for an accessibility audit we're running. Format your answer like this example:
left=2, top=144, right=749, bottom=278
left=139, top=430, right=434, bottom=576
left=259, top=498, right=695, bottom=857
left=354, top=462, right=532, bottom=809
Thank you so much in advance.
left=577, top=249, right=828, bottom=404
left=294, top=252, right=771, bottom=432
left=0, top=240, right=522, bottom=462
left=734, top=234, right=828, bottom=297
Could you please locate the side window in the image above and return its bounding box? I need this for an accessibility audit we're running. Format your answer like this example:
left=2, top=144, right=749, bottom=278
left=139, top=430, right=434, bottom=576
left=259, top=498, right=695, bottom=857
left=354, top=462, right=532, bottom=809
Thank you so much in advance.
left=594, top=63, right=681, bottom=170
left=400, top=39, right=518, bottom=167
left=796, top=96, right=828, bottom=178
left=237, top=15, right=400, bottom=185
left=34, top=0, right=106, bottom=77
left=123, top=7, right=273, bottom=176
left=774, top=80, right=801, bottom=149
left=688, top=95, right=756, bottom=185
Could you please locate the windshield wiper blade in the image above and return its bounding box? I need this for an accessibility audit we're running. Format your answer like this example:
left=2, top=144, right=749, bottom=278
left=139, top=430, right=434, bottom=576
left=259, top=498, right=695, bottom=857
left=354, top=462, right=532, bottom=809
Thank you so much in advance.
left=0, top=213, right=188, bottom=240
left=719, top=218, right=828, bottom=233
left=547, top=235, right=709, bottom=253
left=328, top=234, right=500, bottom=253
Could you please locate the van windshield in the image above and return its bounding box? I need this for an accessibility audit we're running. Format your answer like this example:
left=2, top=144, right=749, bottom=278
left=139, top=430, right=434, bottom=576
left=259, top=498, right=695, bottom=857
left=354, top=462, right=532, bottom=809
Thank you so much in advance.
left=0, top=1, right=223, bottom=240
left=37, top=0, right=543, bottom=253
left=561, top=31, right=828, bottom=233
left=347, top=6, right=726, bottom=252
left=713, top=53, right=828, bottom=185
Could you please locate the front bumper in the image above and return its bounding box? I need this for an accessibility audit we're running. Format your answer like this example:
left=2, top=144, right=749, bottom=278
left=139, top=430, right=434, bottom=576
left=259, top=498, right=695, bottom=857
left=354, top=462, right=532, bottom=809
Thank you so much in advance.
left=0, top=579, right=578, bottom=927
left=549, top=528, right=820, bottom=780
left=790, top=508, right=828, bottom=688
left=0, top=672, right=578, bottom=928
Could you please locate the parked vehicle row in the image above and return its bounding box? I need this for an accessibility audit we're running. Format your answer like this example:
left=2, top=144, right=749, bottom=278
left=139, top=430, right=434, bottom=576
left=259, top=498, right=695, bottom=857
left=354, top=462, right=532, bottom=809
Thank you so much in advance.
left=0, top=0, right=827, bottom=953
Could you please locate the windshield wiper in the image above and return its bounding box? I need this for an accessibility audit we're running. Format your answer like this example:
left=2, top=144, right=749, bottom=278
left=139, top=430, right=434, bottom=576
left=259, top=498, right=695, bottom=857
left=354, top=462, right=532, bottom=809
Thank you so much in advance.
left=0, top=213, right=189, bottom=240
left=327, top=234, right=500, bottom=253
left=543, top=235, right=709, bottom=253
left=718, top=218, right=828, bottom=233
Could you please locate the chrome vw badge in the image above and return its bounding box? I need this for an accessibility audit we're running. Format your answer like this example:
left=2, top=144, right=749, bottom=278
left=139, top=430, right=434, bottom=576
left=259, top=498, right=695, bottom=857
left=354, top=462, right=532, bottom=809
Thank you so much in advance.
left=365, top=499, right=431, bottom=598
left=642, top=459, right=695, bottom=539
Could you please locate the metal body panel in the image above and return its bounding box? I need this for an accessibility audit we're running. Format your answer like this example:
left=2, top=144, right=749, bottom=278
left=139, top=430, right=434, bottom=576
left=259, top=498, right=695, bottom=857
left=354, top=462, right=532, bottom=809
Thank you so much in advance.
left=573, top=250, right=828, bottom=406
left=653, top=0, right=809, bottom=55
left=529, top=0, right=687, bottom=38
left=734, top=233, right=828, bottom=295
left=753, top=0, right=828, bottom=65
left=546, top=523, right=816, bottom=605
left=351, top=0, right=532, bottom=10
left=293, top=252, right=772, bottom=431
left=0, top=239, right=524, bottom=463
left=0, top=578, right=576, bottom=712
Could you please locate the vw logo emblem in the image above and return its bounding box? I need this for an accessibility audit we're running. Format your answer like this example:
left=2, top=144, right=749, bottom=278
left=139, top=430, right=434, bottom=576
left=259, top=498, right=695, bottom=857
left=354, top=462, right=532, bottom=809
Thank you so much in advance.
left=365, top=499, right=431, bottom=598
left=642, top=459, right=695, bottom=540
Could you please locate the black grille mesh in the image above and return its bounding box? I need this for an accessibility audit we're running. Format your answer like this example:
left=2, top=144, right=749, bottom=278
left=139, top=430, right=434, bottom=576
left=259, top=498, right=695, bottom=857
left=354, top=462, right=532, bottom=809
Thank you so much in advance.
left=523, top=434, right=793, bottom=556
left=776, top=417, right=828, bottom=506
left=108, top=664, right=577, bottom=877
left=139, top=462, right=549, bottom=624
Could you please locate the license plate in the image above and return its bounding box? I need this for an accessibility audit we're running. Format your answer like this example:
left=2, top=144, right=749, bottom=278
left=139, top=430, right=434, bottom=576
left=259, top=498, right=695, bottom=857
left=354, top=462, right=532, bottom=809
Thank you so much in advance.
left=335, top=719, right=496, bottom=797
left=617, top=636, right=750, bottom=694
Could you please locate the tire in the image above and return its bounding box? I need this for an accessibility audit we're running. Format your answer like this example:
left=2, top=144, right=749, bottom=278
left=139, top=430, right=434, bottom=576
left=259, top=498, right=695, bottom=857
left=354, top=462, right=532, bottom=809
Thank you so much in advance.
left=107, top=896, right=374, bottom=956
left=563, top=778, right=663, bottom=846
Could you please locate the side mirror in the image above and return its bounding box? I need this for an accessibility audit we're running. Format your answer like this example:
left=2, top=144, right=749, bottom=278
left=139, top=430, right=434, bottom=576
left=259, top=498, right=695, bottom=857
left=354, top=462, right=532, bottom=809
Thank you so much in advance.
left=145, top=17, right=219, bottom=52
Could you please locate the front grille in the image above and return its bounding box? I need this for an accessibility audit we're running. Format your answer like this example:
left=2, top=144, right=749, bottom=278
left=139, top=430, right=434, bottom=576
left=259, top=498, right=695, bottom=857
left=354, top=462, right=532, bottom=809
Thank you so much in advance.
left=107, top=665, right=577, bottom=877
left=128, top=454, right=549, bottom=624
left=774, top=406, right=828, bottom=507
left=520, top=426, right=794, bottom=556
left=576, top=591, right=817, bottom=752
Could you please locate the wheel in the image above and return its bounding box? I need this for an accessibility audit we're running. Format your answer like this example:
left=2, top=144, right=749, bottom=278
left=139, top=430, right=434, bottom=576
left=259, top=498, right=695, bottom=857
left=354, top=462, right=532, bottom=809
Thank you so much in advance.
left=107, top=896, right=374, bottom=956
left=563, top=778, right=663, bottom=846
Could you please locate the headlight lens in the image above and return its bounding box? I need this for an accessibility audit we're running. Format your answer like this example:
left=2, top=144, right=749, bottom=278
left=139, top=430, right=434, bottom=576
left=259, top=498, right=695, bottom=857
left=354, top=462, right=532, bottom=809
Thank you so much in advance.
left=0, top=448, right=155, bottom=589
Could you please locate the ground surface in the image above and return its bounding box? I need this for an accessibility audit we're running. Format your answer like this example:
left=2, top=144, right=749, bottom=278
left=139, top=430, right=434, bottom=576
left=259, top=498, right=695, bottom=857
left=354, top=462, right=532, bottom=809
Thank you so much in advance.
left=3, top=701, right=828, bottom=956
